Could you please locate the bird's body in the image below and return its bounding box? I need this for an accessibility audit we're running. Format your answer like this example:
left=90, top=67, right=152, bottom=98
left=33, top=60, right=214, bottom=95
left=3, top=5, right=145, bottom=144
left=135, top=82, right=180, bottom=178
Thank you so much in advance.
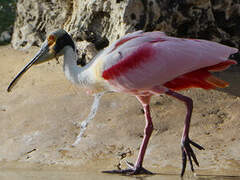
left=7, top=30, right=238, bottom=176
left=65, top=31, right=237, bottom=96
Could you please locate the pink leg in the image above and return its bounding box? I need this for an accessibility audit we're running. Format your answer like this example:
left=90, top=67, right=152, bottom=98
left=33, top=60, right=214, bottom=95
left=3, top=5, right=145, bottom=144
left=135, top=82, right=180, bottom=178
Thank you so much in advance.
left=165, top=89, right=204, bottom=176
left=165, top=90, right=193, bottom=140
left=103, top=95, right=153, bottom=175
left=134, top=96, right=153, bottom=170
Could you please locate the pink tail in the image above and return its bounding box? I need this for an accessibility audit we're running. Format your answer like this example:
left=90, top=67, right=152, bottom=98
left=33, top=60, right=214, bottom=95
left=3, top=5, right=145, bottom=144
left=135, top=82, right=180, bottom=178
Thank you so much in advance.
left=164, top=60, right=237, bottom=91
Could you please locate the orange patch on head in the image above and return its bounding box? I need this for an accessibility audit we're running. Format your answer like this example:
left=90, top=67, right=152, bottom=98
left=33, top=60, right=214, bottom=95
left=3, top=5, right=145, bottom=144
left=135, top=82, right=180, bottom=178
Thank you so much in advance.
left=48, top=35, right=56, bottom=46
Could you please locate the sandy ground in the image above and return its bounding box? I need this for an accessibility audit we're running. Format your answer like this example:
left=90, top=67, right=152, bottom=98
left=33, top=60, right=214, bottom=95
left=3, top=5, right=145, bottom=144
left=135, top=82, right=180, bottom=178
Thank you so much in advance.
left=0, top=45, right=240, bottom=178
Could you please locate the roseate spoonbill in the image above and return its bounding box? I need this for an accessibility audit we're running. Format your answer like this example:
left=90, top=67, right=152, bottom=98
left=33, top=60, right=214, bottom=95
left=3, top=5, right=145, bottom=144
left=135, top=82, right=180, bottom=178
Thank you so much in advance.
left=7, top=29, right=238, bottom=176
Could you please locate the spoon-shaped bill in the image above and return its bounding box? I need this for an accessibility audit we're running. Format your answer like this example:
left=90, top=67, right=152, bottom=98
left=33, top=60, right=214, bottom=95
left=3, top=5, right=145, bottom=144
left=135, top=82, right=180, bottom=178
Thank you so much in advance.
left=7, top=52, right=43, bottom=92
left=7, top=42, right=53, bottom=92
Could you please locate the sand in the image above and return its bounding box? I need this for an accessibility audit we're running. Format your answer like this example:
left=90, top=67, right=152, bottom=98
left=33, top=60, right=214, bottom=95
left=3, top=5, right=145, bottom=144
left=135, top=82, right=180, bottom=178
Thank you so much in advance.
left=0, top=45, right=240, bottom=178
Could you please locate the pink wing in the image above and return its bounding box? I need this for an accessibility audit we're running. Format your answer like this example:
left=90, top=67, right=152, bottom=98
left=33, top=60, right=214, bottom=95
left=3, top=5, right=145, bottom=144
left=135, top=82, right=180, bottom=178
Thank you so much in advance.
left=101, top=31, right=238, bottom=92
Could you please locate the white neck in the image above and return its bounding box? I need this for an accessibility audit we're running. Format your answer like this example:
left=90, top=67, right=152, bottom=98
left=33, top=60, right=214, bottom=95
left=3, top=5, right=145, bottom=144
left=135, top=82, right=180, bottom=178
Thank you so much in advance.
left=63, top=46, right=88, bottom=85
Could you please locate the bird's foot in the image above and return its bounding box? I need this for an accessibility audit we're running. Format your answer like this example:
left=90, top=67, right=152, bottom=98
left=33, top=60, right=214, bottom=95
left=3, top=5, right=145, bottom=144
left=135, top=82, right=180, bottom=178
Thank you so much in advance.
left=102, top=161, right=153, bottom=175
left=181, top=137, right=205, bottom=177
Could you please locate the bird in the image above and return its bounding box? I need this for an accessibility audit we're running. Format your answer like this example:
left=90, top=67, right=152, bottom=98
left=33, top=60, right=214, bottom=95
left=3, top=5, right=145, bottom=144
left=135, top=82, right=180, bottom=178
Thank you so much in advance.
left=7, top=29, right=238, bottom=176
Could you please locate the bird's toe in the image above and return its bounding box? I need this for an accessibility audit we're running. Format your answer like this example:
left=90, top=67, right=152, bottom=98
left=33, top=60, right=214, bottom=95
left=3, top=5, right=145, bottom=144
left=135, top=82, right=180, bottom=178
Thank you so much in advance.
left=102, top=163, right=153, bottom=175
left=181, top=137, right=204, bottom=177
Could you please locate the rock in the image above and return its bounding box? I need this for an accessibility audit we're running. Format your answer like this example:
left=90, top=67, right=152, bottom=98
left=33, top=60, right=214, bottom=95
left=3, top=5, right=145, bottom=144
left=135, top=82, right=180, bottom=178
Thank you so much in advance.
left=11, top=0, right=72, bottom=49
left=11, top=0, right=240, bottom=55
left=75, top=41, right=98, bottom=65
left=0, top=31, right=11, bottom=42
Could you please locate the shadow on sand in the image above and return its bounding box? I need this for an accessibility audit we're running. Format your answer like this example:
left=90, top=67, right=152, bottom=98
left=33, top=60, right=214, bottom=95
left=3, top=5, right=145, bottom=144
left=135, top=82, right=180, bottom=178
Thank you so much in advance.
left=215, top=65, right=240, bottom=97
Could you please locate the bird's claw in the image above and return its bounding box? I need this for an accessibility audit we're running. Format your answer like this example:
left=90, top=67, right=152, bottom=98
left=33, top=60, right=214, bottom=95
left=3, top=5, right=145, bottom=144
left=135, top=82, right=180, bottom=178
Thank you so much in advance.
left=181, top=137, right=205, bottom=177
left=102, top=161, right=153, bottom=175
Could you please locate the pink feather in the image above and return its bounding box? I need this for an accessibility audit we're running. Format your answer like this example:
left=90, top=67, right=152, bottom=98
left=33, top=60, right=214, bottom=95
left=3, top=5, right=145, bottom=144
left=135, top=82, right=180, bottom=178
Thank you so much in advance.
left=101, top=31, right=238, bottom=93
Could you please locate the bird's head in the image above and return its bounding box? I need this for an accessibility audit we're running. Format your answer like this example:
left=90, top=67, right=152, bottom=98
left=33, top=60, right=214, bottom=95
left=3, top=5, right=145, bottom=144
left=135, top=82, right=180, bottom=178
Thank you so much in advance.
left=7, top=29, right=75, bottom=92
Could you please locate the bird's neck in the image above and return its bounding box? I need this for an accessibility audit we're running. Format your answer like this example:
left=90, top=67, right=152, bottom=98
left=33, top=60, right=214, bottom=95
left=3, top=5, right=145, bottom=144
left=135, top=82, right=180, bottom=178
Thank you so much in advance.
left=63, top=46, right=88, bottom=86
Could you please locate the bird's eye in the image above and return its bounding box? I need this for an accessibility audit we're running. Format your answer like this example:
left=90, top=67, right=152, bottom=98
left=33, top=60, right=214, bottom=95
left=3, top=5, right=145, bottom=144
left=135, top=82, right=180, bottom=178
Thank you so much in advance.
left=48, top=35, right=56, bottom=46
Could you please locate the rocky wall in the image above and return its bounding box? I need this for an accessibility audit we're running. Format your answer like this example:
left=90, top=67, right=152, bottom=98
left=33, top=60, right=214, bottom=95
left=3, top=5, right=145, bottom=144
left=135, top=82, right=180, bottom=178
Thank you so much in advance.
left=12, top=0, right=240, bottom=63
